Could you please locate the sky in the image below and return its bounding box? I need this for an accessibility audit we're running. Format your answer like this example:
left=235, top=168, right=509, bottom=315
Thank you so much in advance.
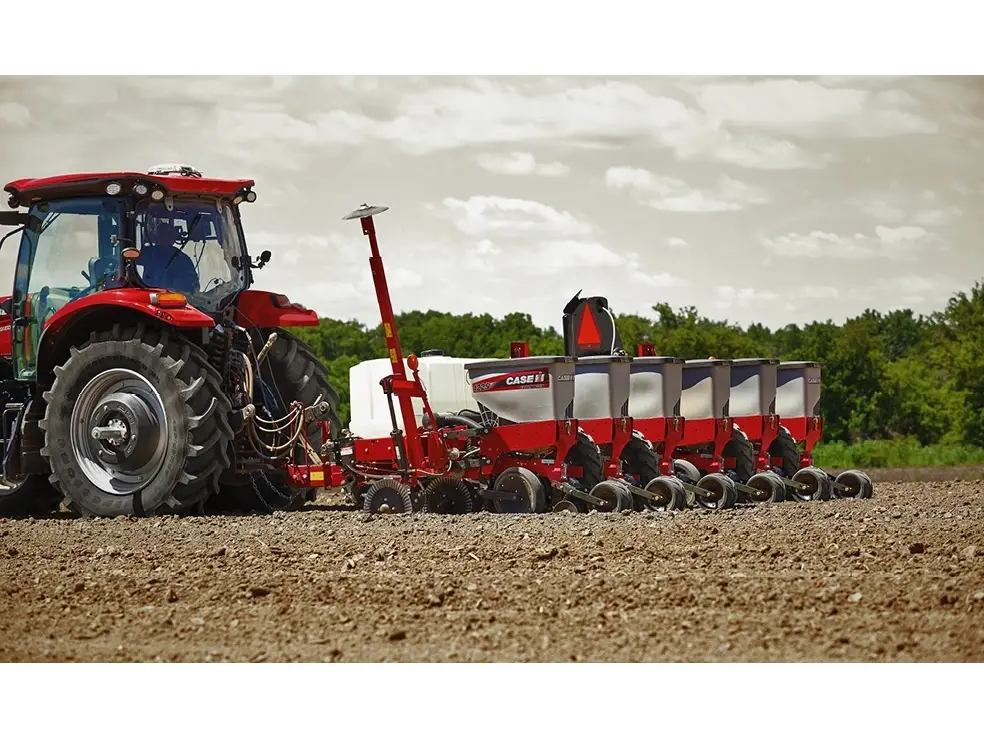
left=1, top=74, right=982, bottom=332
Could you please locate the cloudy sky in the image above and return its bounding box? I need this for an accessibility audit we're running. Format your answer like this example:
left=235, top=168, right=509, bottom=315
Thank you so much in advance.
left=1, top=75, right=982, bottom=331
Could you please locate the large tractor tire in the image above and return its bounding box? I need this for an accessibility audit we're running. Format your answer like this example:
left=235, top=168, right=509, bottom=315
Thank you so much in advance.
left=768, top=426, right=800, bottom=478
left=0, top=476, right=61, bottom=518
left=211, top=328, right=343, bottom=513
left=38, top=324, right=235, bottom=518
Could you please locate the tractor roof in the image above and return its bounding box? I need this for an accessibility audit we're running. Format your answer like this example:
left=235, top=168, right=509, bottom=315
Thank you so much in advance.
left=4, top=167, right=255, bottom=209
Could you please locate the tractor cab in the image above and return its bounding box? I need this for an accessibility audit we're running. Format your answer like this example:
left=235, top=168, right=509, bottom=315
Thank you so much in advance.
left=1, top=165, right=260, bottom=381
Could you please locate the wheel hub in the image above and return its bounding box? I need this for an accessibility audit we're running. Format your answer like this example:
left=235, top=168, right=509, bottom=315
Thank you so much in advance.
left=70, top=369, right=170, bottom=496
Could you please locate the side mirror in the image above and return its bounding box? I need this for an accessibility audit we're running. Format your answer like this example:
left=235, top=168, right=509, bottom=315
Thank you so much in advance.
left=259, top=250, right=271, bottom=265
left=0, top=211, right=29, bottom=227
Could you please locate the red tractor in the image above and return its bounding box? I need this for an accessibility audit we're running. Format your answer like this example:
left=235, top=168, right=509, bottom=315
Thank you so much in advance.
left=0, top=165, right=340, bottom=518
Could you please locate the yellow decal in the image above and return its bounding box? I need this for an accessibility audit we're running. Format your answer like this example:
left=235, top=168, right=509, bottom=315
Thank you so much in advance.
left=310, top=470, right=325, bottom=483
left=384, top=323, right=393, bottom=338
left=389, top=348, right=397, bottom=363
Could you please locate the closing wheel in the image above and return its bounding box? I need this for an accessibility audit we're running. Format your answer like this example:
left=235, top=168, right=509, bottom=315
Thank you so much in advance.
left=672, top=458, right=701, bottom=484
left=744, top=471, right=786, bottom=504
left=833, top=469, right=874, bottom=500
left=492, top=467, right=546, bottom=514
left=672, top=459, right=700, bottom=507
left=642, top=475, right=686, bottom=511
left=422, top=476, right=474, bottom=514
left=362, top=478, right=413, bottom=514
left=695, top=473, right=737, bottom=510
left=552, top=499, right=581, bottom=513
left=589, top=480, right=634, bottom=512
left=789, top=466, right=831, bottom=502
left=39, top=325, right=234, bottom=518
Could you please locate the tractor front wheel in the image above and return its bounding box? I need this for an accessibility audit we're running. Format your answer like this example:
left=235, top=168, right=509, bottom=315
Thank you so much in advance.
left=39, top=325, right=234, bottom=518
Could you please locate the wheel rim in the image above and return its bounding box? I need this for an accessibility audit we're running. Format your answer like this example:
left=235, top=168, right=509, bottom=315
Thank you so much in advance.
left=70, top=368, right=169, bottom=496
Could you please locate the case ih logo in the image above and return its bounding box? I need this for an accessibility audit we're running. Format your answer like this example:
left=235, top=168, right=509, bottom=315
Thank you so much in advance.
left=473, top=368, right=550, bottom=393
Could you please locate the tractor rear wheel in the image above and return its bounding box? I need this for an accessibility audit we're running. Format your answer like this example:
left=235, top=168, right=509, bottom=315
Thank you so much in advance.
left=212, top=328, right=343, bottom=513
left=39, top=324, right=234, bottom=518
left=0, top=475, right=61, bottom=518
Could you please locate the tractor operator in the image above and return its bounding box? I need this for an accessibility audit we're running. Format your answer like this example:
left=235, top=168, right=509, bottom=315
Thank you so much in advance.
left=137, top=218, right=200, bottom=295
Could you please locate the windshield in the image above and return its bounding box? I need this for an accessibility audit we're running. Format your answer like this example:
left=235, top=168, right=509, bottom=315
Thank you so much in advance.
left=135, top=199, right=247, bottom=312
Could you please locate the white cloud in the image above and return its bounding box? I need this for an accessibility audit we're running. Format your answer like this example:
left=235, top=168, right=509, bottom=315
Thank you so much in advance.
left=303, top=80, right=825, bottom=169
left=692, top=79, right=938, bottom=138
left=861, top=200, right=906, bottom=221
left=437, top=195, right=591, bottom=238
left=0, top=102, right=30, bottom=127
left=914, top=207, right=962, bottom=225
left=463, top=238, right=503, bottom=271
left=762, top=225, right=938, bottom=261
left=605, top=166, right=770, bottom=212
left=475, top=151, right=570, bottom=177
left=624, top=250, right=685, bottom=288
left=711, top=285, right=780, bottom=311
left=667, top=237, right=690, bottom=250
left=535, top=240, right=624, bottom=270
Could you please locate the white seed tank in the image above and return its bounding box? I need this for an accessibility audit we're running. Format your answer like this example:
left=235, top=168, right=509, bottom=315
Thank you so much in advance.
left=680, top=359, right=732, bottom=420
left=573, top=355, right=632, bottom=420
left=348, top=355, right=490, bottom=439
left=728, top=358, right=779, bottom=417
left=627, top=356, right=684, bottom=419
left=465, top=356, right=576, bottom=423
left=775, top=361, right=822, bottom=418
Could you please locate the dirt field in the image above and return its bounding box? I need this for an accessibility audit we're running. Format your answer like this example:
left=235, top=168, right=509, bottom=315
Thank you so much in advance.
left=1, top=479, right=982, bottom=663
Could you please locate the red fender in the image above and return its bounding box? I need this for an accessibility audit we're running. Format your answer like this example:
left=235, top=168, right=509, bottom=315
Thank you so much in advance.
left=34, top=288, right=214, bottom=379
left=235, top=289, right=319, bottom=329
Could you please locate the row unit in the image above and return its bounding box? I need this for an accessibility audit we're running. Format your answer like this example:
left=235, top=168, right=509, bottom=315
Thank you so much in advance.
left=349, top=354, right=822, bottom=440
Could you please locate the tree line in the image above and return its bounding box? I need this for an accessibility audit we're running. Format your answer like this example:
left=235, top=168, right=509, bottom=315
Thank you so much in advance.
left=289, top=280, right=984, bottom=450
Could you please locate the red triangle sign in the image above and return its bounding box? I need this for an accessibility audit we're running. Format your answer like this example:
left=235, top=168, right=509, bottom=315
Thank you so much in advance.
left=577, top=306, right=602, bottom=348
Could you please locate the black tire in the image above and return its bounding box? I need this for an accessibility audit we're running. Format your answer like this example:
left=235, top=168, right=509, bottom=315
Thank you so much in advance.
left=0, top=476, right=62, bottom=518
left=620, top=434, right=659, bottom=485
left=695, top=473, right=738, bottom=510
left=38, top=324, right=234, bottom=518
left=566, top=431, right=604, bottom=491
left=217, top=328, right=343, bottom=513
left=363, top=478, right=413, bottom=514
left=768, top=426, right=800, bottom=478
left=724, top=426, right=756, bottom=484
left=558, top=432, right=604, bottom=511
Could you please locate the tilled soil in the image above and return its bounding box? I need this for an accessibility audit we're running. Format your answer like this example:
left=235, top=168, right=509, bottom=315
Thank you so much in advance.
left=1, top=480, right=983, bottom=663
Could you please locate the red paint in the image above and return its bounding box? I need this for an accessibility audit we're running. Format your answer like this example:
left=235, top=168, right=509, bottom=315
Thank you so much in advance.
left=576, top=305, right=601, bottom=349
left=4, top=171, right=254, bottom=207
left=731, top=413, right=781, bottom=472
left=41, top=289, right=215, bottom=335
left=636, top=342, right=657, bottom=357
left=510, top=341, right=530, bottom=358
left=779, top=416, right=824, bottom=468
left=235, top=289, right=319, bottom=329
left=0, top=295, right=11, bottom=357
